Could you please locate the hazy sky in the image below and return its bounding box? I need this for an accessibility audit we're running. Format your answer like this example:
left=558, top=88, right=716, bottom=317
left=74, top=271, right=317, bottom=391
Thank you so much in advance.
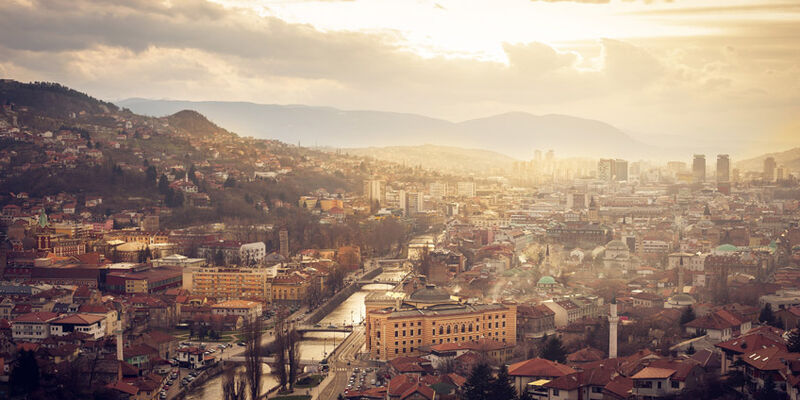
left=0, top=0, right=798, bottom=157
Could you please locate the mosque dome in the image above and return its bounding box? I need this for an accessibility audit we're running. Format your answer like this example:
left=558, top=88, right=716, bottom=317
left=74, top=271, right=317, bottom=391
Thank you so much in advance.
left=409, top=284, right=451, bottom=303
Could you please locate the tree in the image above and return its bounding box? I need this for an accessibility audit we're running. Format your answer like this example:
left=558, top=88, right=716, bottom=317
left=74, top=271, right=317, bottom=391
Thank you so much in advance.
left=158, top=174, right=169, bottom=194
left=788, top=329, right=800, bottom=353
left=492, top=364, right=517, bottom=400
left=243, top=317, right=263, bottom=400
left=518, top=392, right=533, bottom=400
left=273, top=318, right=288, bottom=391
left=287, top=326, right=300, bottom=390
left=540, top=336, right=567, bottom=364
left=145, top=165, right=157, bottom=186
left=680, top=305, right=696, bottom=325
left=759, top=304, right=777, bottom=327
left=462, top=363, right=493, bottom=400
left=221, top=369, right=246, bottom=400
left=726, top=358, right=748, bottom=394
left=10, top=350, right=40, bottom=396
left=755, top=373, right=780, bottom=400
left=214, top=249, right=225, bottom=266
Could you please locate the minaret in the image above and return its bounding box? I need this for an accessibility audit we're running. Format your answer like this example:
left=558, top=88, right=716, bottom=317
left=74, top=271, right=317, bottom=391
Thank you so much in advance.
left=115, top=329, right=124, bottom=361
left=608, top=297, right=619, bottom=359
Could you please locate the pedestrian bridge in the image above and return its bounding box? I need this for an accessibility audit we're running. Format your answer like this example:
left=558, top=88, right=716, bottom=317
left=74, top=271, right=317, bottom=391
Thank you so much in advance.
left=295, top=324, right=353, bottom=333
left=226, top=356, right=320, bottom=366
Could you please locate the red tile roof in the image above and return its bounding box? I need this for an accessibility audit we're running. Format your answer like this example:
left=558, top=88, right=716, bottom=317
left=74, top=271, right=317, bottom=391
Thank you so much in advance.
left=508, top=357, right=576, bottom=378
left=12, top=311, right=60, bottom=323
left=631, top=367, right=676, bottom=380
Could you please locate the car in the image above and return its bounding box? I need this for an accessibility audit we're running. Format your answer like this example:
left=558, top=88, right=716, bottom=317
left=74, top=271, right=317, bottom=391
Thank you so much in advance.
left=237, top=341, right=246, bottom=346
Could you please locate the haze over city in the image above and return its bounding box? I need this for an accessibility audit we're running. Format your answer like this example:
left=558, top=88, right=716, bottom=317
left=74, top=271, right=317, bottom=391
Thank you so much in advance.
left=1, top=0, right=798, bottom=158
left=1, top=1, right=800, bottom=400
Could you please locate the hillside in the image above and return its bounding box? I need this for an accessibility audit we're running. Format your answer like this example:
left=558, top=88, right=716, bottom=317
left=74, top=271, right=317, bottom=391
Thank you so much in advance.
left=0, top=80, right=119, bottom=130
left=166, top=109, right=235, bottom=138
left=339, top=144, right=516, bottom=175
left=736, top=147, right=800, bottom=172
left=117, top=98, right=651, bottom=159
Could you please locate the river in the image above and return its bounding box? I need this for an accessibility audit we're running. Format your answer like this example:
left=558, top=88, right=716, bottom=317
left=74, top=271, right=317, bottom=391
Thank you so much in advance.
left=185, top=270, right=404, bottom=400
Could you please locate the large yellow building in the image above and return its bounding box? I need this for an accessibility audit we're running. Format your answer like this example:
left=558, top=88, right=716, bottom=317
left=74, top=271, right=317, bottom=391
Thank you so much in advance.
left=271, top=273, right=310, bottom=304
left=365, top=285, right=517, bottom=361
left=192, top=267, right=271, bottom=301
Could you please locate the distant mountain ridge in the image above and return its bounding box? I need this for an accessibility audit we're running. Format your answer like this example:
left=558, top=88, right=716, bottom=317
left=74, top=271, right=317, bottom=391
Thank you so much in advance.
left=337, top=144, right=517, bottom=174
left=736, top=147, right=800, bottom=172
left=117, top=98, right=654, bottom=159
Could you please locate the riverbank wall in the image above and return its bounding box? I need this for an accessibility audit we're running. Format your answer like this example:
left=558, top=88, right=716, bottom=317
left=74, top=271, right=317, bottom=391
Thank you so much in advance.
left=306, top=267, right=383, bottom=325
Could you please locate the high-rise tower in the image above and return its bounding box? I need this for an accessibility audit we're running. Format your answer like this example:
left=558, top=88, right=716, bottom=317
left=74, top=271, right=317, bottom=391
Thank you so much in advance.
left=693, top=155, right=706, bottom=183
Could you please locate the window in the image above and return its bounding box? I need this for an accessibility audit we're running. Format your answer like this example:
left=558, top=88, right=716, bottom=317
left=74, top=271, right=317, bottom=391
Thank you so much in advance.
left=553, top=389, right=559, bottom=396
left=394, top=331, right=398, bottom=337
left=592, top=387, right=603, bottom=393
left=377, top=331, right=381, bottom=338
left=418, top=329, right=421, bottom=335
left=395, top=349, right=398, bottom=354
left=657, top=382, right=662, bottom=389
left=671, top=381, right=679, bottom=388
left=447, top=326, right=451, bottom=334
left=402, top=330, right=406, bottom=336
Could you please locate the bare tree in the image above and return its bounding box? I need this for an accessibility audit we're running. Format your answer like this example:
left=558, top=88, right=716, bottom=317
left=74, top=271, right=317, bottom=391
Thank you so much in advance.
left=222, top=368, right=247, bottom=400
left=243, top=317, right=263, bottom=400
left=287, top=326, right=300, bottom=390
left=273, top=317, right=288, bottom=391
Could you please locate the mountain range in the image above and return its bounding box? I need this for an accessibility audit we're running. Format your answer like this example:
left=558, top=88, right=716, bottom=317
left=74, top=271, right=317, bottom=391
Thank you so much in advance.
left=736, top=147, right=800, bottom=172
left=118, top=98, right=658, bottom=160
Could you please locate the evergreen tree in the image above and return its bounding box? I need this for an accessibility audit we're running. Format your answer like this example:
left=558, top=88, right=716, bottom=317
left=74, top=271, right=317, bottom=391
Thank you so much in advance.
left=540, top=336, right=567, bottom=364
left=788, top=329, right=800, bottom=353
left=145, top=165, right=157, bottom=186
left=680, top=305, right=696, bottom=325
left=158, top=174, right=169, bottom=194
left=462, top=363, right=493, bottom=400
left=492, top=364, right=517, bottom=400
left=188, top=164, right=198, bottom=185
left=10, top=350, right=40, bottom=395
left=759, top=304, right=777, bottom=326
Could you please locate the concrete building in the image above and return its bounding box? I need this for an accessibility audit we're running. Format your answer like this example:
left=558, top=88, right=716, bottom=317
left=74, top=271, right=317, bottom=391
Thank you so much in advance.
left=50, top=313, right=107, bottom=339
left=364, top=179, right=385, bottom=205
left=716, top=154, right=730, bottom=183
left=598, top=159, right=614, bottom=182
left=365, top=285, right=516, bottom=361
left=692, top=154, right=706, bottom=183
left=211, top=299, right=263, bottom=321
left=428, top=182, right=447, bottom=199
left=192, top=267, right=271, bottom=301
left=11, top=311, right=60, bottom=341
left=456, top=182, right=476, bottom=198
left=239, top=242, right=266, bottom=265
left=764, top=156, right=776, bottom=182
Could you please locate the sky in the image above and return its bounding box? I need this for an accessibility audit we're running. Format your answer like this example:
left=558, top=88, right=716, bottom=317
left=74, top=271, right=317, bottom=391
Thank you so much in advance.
left=0, top=0, right=798, bottom=158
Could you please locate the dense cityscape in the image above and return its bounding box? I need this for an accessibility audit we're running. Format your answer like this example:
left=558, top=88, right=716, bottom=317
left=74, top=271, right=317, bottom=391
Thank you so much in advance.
left=2, top=1, right=800, bottom=400
left=1, top=79, right=799, bottom=400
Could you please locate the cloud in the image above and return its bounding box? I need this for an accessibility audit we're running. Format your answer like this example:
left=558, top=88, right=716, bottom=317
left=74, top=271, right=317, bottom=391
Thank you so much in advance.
left=0, top=0, right=797, bottom=152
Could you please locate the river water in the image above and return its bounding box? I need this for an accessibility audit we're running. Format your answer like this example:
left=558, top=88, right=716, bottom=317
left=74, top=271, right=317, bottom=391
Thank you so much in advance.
left=186, top=271, right=404, bottom=400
